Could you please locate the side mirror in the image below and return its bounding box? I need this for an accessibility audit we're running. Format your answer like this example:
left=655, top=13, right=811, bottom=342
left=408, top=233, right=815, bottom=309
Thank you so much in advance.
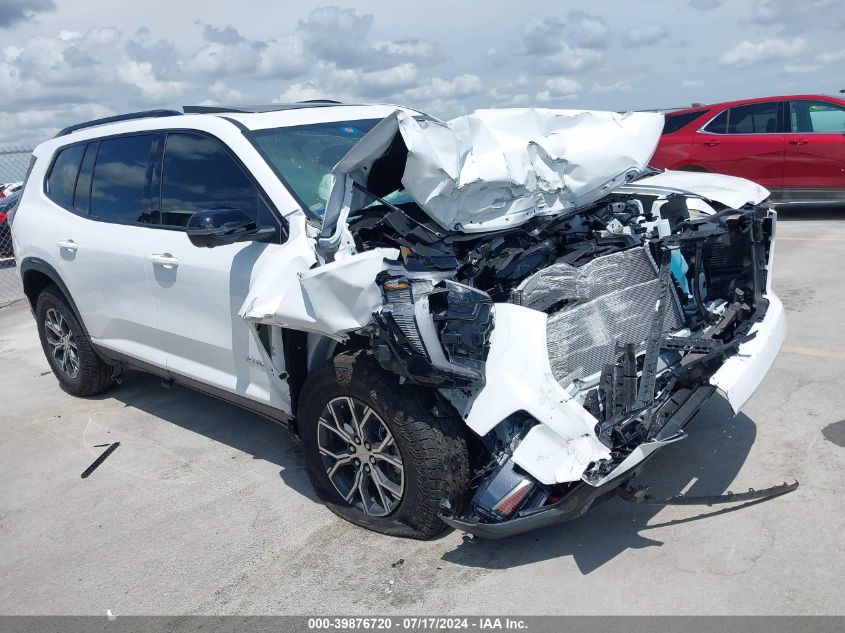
left=186, top=208, right=274, bottom=248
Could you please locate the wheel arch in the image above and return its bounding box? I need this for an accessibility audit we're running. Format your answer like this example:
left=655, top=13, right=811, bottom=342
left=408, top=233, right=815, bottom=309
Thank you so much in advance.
left=19, top=258, right=91, bottom=338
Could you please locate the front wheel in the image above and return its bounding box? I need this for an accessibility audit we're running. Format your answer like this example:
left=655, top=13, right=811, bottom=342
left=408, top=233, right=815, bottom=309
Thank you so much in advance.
left=298, top=351, right=470, bottom=539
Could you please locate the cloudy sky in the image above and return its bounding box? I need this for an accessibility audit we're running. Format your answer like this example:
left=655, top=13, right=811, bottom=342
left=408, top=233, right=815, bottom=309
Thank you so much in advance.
left=1, top=0, right=843, bottom=145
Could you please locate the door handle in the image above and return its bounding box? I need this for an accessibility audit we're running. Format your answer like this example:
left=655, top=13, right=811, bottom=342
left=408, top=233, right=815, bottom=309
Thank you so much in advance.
left=150, top=253, right=180, bottom=268
left=57, top=240, right=78, bottom=252
left=702, top=140, right=721, bottom=146
left=789, top=138, right=809, bottom=146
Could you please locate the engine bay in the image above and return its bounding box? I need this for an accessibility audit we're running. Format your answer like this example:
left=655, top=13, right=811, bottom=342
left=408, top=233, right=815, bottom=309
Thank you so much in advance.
left=347, top=187, right=775, bottom=528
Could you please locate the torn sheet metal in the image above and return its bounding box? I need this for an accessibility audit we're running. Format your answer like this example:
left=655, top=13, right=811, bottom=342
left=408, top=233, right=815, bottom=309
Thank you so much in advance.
left=444, top=303, right=611, bottom=485
left=321, top=108, right=664, bottom=244
left=616, top=169, right=770, bottom=208
left=239, top=241, right=399, bottom=339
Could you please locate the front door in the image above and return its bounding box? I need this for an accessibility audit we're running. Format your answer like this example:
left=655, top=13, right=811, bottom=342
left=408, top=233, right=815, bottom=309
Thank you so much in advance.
left=144, top=131, right=293, bottom=411
left=692, top=101, right=785, bottom=191
left=783, top=99, right=845, bottom=195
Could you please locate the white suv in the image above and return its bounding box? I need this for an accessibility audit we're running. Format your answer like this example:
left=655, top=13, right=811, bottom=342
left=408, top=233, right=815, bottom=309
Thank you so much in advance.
left=11, top=103, right=786, bottom=539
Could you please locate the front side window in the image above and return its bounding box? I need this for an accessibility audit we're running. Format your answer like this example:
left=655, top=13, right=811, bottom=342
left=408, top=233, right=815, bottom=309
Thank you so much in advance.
left=703, top=110, right=728, bottom=134
left=790, top=100, right=845, bottom=133
left=159, top=132, right=267, bottom=227
left=726, top=102, right=780, bottom=134
left=90, top=135, right=157, bottom=223
left=46, top=144, right=85, bottom=209
left=249, top=119, right=382, bottom=217
left=703, top=103, right=781, bottom=135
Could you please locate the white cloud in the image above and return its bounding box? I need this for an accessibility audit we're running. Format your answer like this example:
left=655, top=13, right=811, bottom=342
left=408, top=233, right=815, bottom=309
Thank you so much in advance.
left=404, top=74, right=484, bottom=102
left=543, top=43, right=603, bottom=74
left=623, top=24, right=667, bottom=47
left=818, top=49, right=845, bottom=63
left=117, top=60, right=186, bottom=103
left=523, top=12, right=610, bottom=55
left=591, top=80, right=632, bottom=93
left=536, top=76, right=582, bottom=102
left=783, top=63, right=821, bottom=74
left=719, top=37, right=806, bottom=67
left=257, top=36, right=308, bottom=78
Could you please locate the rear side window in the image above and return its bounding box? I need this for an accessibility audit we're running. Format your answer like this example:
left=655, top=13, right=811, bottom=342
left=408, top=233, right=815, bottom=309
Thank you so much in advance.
left=662, top=110, right=709, bottom=135
left=159, top=132, right=268, bottom=228
left=73, top=142, right=98, bottom=214
left=90, top=135, right=157, bottom=223
left=46, top=145, right=85, bottom=209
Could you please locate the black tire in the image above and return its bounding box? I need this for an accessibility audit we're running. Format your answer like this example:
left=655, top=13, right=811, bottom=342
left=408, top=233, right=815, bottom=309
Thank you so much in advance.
left=35, top=284, right=112, bottom=397
left=299, top=350, right=470, bottom=539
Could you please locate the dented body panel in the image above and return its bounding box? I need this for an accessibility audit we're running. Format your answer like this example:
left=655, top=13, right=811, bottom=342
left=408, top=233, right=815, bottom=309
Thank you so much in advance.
left=236, top=105, right=785, bottom=537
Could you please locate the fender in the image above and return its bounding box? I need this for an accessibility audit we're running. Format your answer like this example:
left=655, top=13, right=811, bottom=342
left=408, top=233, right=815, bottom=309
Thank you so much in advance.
left=19, top=257, right=92, bottom=340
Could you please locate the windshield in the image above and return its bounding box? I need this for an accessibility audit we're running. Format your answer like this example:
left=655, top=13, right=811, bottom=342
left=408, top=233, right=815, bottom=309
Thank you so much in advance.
left=249, top=119, right=382, bottom=219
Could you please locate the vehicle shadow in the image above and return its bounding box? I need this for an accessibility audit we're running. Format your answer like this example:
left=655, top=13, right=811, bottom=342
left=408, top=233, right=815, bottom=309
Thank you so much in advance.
left=776, top=206, right=844, bottom=221
left=97, top=371, right=759, bottom=574
left=440, top=394, right=758, bottom=574
left=92, top=369, right=320, bottom=503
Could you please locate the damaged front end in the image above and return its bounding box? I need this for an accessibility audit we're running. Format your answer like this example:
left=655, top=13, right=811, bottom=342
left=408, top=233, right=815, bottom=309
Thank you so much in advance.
left=245, top=107, right=787, bottom=538
left=435, top=202, right=784, bottom=538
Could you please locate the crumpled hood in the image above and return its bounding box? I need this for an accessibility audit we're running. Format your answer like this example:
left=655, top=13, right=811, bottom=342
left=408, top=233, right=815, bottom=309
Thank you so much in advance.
left=320, top=108, right=664, bottom=247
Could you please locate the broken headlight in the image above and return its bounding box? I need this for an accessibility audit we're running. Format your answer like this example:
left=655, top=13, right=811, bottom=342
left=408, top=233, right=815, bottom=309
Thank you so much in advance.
left=371, top=274, right=494, bottom=388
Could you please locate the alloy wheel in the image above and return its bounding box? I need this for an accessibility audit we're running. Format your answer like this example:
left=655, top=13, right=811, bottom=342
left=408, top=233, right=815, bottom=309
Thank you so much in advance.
left=317, top=396, right=405, bottom=516
left=44, top=308, right=80, bottom=379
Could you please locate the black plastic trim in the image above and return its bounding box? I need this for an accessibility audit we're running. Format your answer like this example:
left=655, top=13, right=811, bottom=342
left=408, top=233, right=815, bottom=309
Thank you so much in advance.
left=55, top=110, right=182, bottom=138
left=19, top=257, right=91, bottom=339
left=93, top=346, right=292, bottom=425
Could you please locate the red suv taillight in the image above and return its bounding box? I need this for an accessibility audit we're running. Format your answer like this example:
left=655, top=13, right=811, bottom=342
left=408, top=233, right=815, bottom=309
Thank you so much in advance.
left=0, top=212, right=7, bottom=223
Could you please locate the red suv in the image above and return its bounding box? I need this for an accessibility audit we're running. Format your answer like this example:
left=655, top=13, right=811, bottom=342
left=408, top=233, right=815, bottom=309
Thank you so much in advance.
left=651, top=95, right=845, bottom=204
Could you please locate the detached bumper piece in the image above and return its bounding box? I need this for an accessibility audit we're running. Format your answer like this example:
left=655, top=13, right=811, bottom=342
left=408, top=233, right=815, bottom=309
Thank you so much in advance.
left=617, top=480, right=799, bottom=506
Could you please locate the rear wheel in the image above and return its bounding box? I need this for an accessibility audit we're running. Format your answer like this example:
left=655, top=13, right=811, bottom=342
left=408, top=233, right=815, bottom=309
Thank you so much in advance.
left=298, top=351, right=470, bottom=539
left=36, top=285, right=111, bottom=396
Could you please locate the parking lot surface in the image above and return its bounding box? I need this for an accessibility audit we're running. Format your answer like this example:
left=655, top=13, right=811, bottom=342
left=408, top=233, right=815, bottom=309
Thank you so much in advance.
left=1, top=210, right=844, bottom=615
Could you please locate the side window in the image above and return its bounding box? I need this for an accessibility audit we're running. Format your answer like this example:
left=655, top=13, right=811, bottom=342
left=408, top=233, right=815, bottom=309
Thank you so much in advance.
left=160, top=132, right=269, bottom=228
left=790, top=100, right=845, bottom=133
left=46, top=144, right=85, bottom=210
left=726, top=102, right=779, bottom=134
left=662, top=110, right=710, bottom=135
left=90, top=135, right=157, bottom=224
left=703, top=110, right=728, bottom=134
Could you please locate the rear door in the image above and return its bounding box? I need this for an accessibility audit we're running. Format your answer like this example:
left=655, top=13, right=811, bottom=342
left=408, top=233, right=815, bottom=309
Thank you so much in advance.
left=692, top=101, right=785, bottom=190
left=783, top=99, right=845, bottom=195
left=44, top=134, right=166, bottom=367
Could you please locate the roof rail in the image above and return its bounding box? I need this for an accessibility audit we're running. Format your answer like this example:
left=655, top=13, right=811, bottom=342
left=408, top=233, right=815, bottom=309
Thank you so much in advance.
left=182, top=100, right=345, bottom=114
left=54, top=109, right=182, bottom=138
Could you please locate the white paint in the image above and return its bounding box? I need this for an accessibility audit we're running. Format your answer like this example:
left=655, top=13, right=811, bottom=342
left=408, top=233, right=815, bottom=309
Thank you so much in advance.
left=239, top=246, right=399, bottom=339
left=617, top=169, right=770, bottom=208
left=321, top=108, right=664, bottom=241
left=446, top=303, right=611, bottom=485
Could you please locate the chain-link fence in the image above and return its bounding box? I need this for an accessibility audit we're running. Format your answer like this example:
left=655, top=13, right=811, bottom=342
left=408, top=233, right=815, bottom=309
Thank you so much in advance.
left=1, top=145, right=33, bottom=307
